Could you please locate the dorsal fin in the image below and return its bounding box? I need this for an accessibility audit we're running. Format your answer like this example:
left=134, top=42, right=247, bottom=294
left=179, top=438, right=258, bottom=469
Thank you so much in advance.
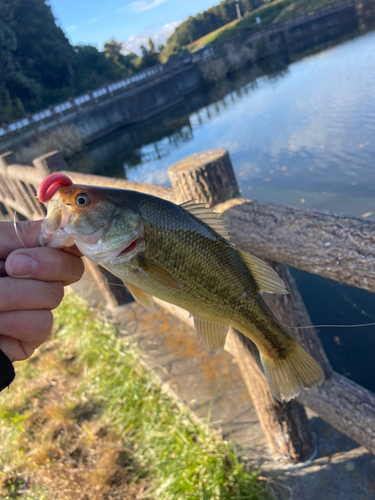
left=237, top=249, right=288, bottom=295
left=180, top=200, right=230, bottom=240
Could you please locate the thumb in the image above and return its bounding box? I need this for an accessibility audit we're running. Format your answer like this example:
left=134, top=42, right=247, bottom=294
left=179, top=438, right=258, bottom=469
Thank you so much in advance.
left=0, top=220, right=42, bottom=259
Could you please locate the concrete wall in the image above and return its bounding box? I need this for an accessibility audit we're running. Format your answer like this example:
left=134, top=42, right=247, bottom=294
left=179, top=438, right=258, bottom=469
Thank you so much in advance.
left=65, top=64, right=202, bottom=144
left=0, top=63, right=203, bottom=151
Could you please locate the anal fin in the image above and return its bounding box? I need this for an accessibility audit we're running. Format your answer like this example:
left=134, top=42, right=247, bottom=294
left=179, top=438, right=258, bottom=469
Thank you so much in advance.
left=126, top=282, right=155, bottom=313
left=193, top=317, right=229, bottom=354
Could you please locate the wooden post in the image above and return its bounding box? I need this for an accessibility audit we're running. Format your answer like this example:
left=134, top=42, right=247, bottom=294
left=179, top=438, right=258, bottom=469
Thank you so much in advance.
left=262, top=263, right=332, bottom=378
left=33, top=150, right=67, bottom=176
left=0, top=151, right=16, bottom=168
left=168, top=149, right=314, bottom=461
left=263, top=264, right=375, bottom=454
left=227, top=328, right=314, bottom=460
left=168, top=149, right=240, bottom=206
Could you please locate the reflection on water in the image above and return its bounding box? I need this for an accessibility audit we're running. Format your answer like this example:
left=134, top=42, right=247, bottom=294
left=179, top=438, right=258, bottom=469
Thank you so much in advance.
left=67, top=18, right=375, bottom=393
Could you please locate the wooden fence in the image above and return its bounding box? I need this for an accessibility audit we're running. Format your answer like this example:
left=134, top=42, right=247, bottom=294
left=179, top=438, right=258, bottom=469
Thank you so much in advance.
left=1, top=148, right=375, bottom=462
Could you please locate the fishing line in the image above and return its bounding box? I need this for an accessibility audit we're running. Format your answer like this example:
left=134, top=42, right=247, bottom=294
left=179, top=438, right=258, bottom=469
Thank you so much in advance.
left=278, top=321, right=375, bottom=330
left=12, top=198, right=375, bottom=331
left=13, top=195, right=40, bottom=249
left=66, top=270, right=375, bottom=330
left=326, top=278, right=375, bottom=322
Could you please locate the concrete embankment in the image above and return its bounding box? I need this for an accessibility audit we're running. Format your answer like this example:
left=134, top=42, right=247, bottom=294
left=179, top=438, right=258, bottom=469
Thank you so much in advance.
left=1, top=64, right=203, bottom=152
left=62, top=64, right=202, bottom=145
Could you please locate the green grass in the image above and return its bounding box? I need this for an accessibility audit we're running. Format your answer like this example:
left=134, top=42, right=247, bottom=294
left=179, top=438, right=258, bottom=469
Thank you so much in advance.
left=187, top=19, right=241, bottom=52
left=0, top=292, right=272, bottom=500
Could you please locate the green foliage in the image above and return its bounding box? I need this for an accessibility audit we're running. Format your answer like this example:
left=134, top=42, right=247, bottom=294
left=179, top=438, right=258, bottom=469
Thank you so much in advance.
left=139, top=37, right=161, bottom=68
left=162, top=0, right=266, bottom=59
left=0, top=2, right=163, bottom=124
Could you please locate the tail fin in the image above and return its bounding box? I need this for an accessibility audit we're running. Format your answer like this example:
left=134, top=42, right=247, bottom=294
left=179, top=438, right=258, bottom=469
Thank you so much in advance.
left=260, top=342, right=324, bottom=402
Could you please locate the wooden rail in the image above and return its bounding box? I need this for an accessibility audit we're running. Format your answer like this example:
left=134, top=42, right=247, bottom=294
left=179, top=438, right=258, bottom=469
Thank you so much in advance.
left=1, top=149, right=375, bottom=460
left=218, top=199, right=375, bottom=294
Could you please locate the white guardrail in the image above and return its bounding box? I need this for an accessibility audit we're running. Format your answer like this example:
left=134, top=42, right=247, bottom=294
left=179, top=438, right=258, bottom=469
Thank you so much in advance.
left=0, top=47, right=215, bottom=140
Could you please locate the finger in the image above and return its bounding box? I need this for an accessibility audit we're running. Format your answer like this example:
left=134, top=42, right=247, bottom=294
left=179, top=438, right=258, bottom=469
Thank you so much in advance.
left=0, top=261, right=6, bottom=278
left=0, top=220, right=42, bottom=259
left=62, top=245, right=83, bottom=257
left=0, top=310, right=53, bottom=361
left=0, top=335, right=36, bottom=362
left=0, top=277, right=64, bottom=312
left=5, top=247, right=84, bottom=286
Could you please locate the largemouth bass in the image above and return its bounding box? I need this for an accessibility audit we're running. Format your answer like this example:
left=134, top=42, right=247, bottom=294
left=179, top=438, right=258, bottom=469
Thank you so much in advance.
left=38, top=173, right=324, bottom=402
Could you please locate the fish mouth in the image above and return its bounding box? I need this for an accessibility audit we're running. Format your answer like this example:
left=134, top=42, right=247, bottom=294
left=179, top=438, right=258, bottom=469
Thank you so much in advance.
left=118, top=238, right=140, bottom=255
left=40, top=215, right=110, bottom=249
left=39, top=199, right=74, bottom=248
left=112, top=236, right=145, bottom=263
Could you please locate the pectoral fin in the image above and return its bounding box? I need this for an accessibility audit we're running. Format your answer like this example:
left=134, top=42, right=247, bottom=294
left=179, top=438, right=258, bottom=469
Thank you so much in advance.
left=237, top=249, right=288, bottom=294
left=193, top=317, right=229, bottom=354
left=126, top=282, right=155, bottom=313
left=137, top=256, right=183, bottom=290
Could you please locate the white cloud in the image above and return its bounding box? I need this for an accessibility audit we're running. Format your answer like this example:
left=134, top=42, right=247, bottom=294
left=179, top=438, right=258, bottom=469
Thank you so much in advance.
left=88, top=14, right=106, bottom=24
left=123, top=20, right=182, bottom=54
left=122, top=0, right=168, bottom=14
left=66, top=25, right=78, bottom=31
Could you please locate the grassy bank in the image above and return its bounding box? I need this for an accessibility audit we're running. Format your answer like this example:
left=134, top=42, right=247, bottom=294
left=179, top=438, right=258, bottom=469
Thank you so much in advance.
left=188, top=0, right=351, bottom=50
left=0, top=292, right=272, bottom=500
left=188, top=0, right=293, bottom=50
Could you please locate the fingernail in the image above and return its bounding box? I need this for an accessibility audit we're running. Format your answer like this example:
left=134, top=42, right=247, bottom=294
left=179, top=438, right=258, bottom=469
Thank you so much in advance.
left=9, top=254, right=36, bottom=276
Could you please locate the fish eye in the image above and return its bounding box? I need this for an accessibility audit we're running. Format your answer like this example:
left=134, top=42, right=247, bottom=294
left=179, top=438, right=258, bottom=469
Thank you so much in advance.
left=75, top=193, right=90, bottom=207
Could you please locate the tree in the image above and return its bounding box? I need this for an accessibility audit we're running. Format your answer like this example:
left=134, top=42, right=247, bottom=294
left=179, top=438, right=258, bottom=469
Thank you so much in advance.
left=104, top=39, right=123, bottom=65
left=138, top=38, right=161, bottom=69
left=0, top=18, right=40, bottom=121
left=0, top=0, right=75, bottom=115
left=148, top=37, right=156, bottom=54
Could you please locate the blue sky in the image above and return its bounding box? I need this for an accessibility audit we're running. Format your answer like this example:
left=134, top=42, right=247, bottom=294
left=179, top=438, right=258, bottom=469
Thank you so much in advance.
left=49, top=0, right=220, bottom=53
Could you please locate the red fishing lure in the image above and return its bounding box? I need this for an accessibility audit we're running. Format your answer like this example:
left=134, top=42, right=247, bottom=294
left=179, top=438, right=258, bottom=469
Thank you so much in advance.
left=38, top=173, right=73, bottom=203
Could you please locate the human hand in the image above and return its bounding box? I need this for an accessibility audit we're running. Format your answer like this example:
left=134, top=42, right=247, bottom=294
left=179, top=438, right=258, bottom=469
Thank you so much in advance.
left=0, top=220, right=84, bottom=362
